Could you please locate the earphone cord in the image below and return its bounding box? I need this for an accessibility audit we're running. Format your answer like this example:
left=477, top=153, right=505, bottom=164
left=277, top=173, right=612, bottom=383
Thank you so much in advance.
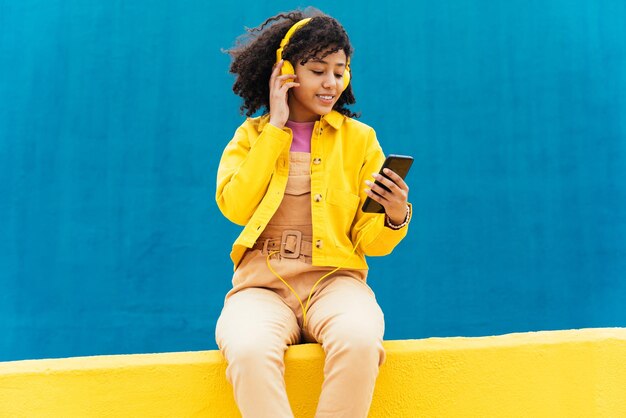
left=264, top=115, right=371, bottom=328
left=265, top=232, right=366, bottom=328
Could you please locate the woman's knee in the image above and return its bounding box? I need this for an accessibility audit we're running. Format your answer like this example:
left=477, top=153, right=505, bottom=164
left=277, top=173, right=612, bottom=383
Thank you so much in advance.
left=227, top=337, right=282, bottom=360
left=324, top=321, right=384, bottom=359
left=221, top=337, right=289, bottom=376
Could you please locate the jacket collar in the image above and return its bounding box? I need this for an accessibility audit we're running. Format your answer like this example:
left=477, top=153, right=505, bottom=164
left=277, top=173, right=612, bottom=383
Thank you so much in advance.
left=256, top=110, right=345, bottom=132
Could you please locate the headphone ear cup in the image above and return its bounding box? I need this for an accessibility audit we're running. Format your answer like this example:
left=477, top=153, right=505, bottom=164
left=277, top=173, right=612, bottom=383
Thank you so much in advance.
left=342, top=69, right=351, bottom=92
left=281, top=60, right=296, bottom=76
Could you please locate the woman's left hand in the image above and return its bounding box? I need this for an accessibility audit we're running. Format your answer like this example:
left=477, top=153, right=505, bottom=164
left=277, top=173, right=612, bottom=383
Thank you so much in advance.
left=364, top=168, right=410, bottom=224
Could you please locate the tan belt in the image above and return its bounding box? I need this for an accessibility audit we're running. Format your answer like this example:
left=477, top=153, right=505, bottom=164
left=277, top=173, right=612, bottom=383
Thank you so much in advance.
left=252, top=229, right=313, bottom=258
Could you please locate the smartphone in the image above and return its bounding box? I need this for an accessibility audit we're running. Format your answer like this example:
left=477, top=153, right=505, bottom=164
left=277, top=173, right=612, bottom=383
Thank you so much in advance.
left=361, top=154, right=414, bottom=213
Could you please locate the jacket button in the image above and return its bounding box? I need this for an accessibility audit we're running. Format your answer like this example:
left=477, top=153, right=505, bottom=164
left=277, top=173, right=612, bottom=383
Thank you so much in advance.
left=316, top=240, right=323, bottom=249
left=314, top=194, right=322, bottom=202
left=313, top=157, right=321, bottom=165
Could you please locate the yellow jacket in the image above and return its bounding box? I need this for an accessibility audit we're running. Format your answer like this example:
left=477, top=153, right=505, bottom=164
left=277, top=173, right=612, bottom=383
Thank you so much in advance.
left=216, top=110, right=411, bottom=270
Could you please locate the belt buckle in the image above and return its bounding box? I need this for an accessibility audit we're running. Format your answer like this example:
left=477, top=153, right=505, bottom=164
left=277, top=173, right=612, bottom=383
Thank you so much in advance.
left=280, top=230, right=302, bottom=259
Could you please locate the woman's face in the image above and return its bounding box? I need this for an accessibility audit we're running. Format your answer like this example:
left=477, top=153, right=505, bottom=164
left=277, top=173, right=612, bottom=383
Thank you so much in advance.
left=287, top=49, right=347, bottom=122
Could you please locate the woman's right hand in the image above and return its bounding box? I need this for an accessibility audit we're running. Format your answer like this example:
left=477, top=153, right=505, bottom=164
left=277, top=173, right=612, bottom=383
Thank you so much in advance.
left=268, top=60, right=299, bottom=129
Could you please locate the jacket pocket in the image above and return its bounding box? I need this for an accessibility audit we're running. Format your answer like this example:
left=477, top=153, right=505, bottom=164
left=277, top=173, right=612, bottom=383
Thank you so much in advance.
left=327, top=188, right=360, bottom=208
left=326, top=188, right=361, bottom=245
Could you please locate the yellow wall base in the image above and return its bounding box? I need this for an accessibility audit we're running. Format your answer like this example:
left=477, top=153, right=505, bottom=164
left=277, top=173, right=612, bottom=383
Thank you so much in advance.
left=2, top=328, right=626, bottom=417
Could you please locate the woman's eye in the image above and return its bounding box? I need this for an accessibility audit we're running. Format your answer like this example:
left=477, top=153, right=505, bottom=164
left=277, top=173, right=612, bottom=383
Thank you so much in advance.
left=335, top=73, right=343, bottom=78
left=311, top=70, right=323, bottom=75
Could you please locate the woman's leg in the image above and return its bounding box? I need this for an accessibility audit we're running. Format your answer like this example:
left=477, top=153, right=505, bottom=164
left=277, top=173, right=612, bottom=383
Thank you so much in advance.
left=304, top=276, right=386, bottom=418
left=215, top=287, right=301, bottom=418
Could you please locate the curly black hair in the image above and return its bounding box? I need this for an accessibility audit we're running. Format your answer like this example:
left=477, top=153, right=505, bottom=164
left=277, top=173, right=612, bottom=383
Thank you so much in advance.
left=225, top=7, right=358, bottom=118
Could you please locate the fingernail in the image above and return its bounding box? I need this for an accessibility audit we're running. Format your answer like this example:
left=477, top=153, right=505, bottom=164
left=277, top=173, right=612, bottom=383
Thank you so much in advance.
left=365, top=180, right=372, bottom=186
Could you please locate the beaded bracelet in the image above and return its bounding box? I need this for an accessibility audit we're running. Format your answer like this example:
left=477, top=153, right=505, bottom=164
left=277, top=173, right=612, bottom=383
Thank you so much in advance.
left=385, top=204, right=412, bottom=230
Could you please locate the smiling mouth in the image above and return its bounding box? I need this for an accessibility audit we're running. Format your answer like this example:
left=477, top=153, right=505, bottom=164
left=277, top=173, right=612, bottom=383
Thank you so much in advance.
left=316, top=94, right=335, bottom=102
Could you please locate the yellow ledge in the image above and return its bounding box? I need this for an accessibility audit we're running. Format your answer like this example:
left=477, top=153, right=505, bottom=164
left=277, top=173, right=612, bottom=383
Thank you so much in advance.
left=1, top=328, right=626, bottom=417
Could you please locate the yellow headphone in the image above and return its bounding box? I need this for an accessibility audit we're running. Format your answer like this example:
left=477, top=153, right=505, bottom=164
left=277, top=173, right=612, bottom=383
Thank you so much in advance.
left=275, top=18, right=351, bottom=91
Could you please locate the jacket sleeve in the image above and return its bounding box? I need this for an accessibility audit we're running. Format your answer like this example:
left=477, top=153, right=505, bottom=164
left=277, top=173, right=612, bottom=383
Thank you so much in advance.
left=351, top=128, right=411, bottom=256
left=216, top=122, right=291, bottom=225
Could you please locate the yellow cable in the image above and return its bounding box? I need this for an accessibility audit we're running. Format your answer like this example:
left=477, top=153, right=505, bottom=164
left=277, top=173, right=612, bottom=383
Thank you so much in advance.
left=265, top=250, right=307, bottom=319
left=265, top=231, right=367, bottom=327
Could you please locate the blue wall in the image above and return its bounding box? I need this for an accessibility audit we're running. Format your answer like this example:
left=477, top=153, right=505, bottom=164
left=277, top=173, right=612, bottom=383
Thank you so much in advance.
left=1, top=0, right=625, bottom=361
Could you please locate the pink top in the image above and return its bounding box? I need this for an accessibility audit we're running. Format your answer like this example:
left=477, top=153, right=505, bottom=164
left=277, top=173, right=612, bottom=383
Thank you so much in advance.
left=286, top=120, right=315, bottom=153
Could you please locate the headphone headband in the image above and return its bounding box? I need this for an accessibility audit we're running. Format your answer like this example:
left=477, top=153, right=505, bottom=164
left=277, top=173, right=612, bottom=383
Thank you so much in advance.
left=276, top=18, right=311, bottom=63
